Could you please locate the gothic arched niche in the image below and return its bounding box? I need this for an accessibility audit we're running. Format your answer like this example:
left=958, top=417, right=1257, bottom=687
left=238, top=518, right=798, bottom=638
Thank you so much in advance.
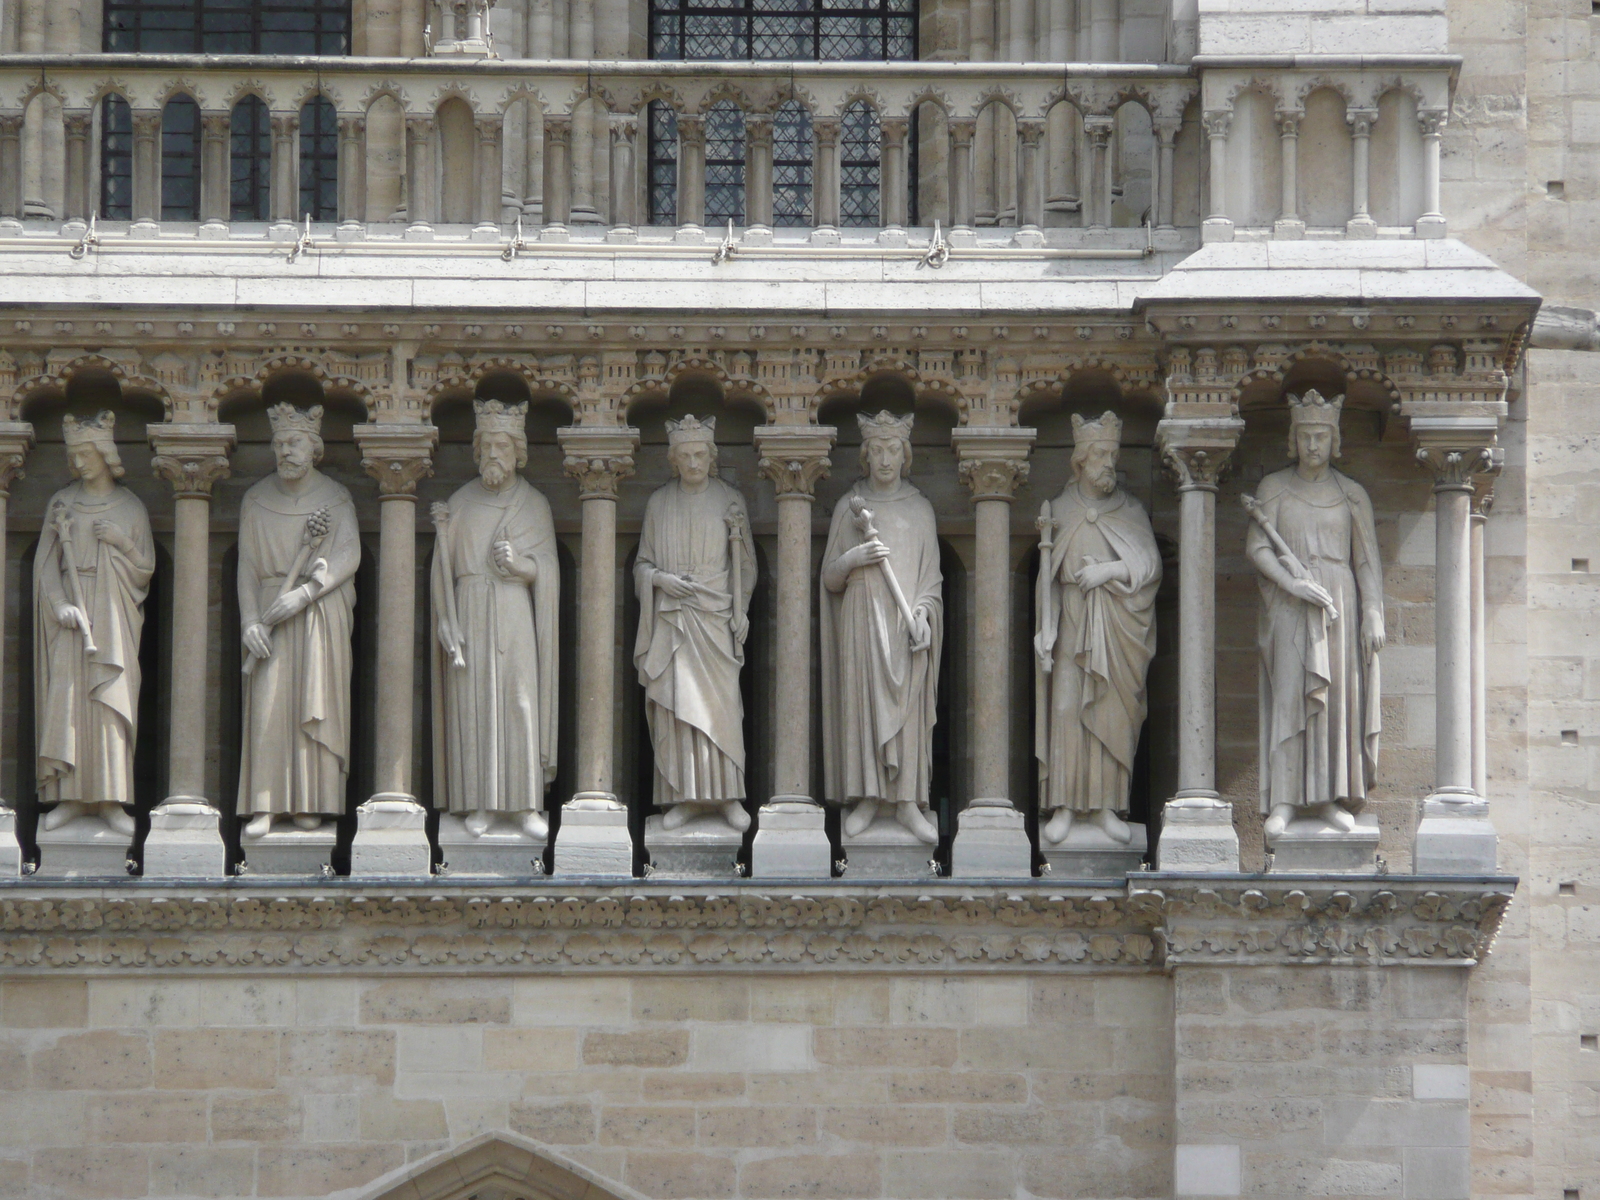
left=357, top=1132, right=646, bottom=1200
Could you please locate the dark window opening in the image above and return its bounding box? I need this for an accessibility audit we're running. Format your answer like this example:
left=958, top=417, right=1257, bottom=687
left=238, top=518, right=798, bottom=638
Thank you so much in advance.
left=161, top=95, right=201, bottom=220
left=100, top=95, right=134, bottom=220
left=773, top=101, right=813, bottom=225
left=230, top=96, right=271, bottom=220
left=839, top=100, right=879, bottom=226
left=704, top=102, right=746, bottom=226
left=650, top=0, right=914, bottom=62
left=299, top=96, right=339, bottom=221
left=648, top=102, right=679, bottom=226
left=104, top=0, right=352, bottom=54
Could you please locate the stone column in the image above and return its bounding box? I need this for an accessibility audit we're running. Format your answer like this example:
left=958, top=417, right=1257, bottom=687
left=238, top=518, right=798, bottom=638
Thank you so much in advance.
left=350, top=422, right=438, bottom=877
left=609, top=113, right=637, bottom=230
left=1084, top=116, right=1113, bottom=231
left=1274, top=108, right=1303, bottom=238
left=405, top=115, right=434, bottom=239
left=949, top=119, right=976, bottom=234
left=1202, top=110, right=1232, bottom=243
left=569, top=103, right=601, bottom=225
left=473, top=115, right=504, bottom=236
left=0, top=423, right=33, bottom=875
left=269, top=113, right=299, bottom=226
left=131, top=110, right=161, bottom=227
left=570, top=0, right=595, bottom=57
left=1412, top=417, right=1502, bottom=874
left=1154, top=416, right=1244, bottom=871
left=880, top=117, right=909, bottom=230
left=746, top=115, right=774, bottom=230
left=676, top=114, right=706, bottom=230
left=751, top=425, right=836, bottom=878
left=197, top=113, right=230, bottom=230
left=950, top=426, right=1035, bottom=879
left=554, top=425, right=639, bottom=876
left=1470, top=486, right=1491, bottom=798
left=0, top=114, right=23, bottom=224
left=144, top=423, right=235, bottom=878
left=1014, top=119, right=1043, bottom=241
left=1154, top=118, right=1179, bottom=230
left=63, top=110, right=92, bottom=224
left=1346, top=107, right=1376, bottom=238
left=337, top=115, right=367, bottom=231
left=813, top=119, right=840, bottom=232
left=542, top=115, right=571, bottom=230
left=1416, top=108, right=1447, bottom=237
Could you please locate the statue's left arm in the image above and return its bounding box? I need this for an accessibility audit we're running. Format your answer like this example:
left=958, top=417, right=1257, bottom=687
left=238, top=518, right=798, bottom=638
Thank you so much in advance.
left=1347, top=479, right=1386, bottom=656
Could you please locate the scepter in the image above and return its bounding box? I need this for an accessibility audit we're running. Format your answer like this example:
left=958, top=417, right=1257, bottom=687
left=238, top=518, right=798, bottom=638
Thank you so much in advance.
left=849, top=495, right=919, bottom=644
left=50, top=502, right=97, bottom=656
left=1242, top=494, right=1339, bottom=622
left=725, top=505, right=747, bottom=657
left=430, top=502, right=467, bottom=668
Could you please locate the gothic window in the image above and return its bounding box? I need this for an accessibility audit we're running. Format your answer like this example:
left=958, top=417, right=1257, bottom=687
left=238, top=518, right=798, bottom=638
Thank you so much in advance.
left=104, top=0, right=352, bottom=54
left=704, top=102, right=747, bottom=226
left=772, top=101, right=813, bottom=225
left=839, top=100, right=880, bottom=226
left=231, top=97, right=271, bottom=220
left=100, top=96, right=134, bottom=221
left=161, top=95, right=202, bottom=220
left=299, top=96, right=339, bottom=221
left=648, top=103, right=680, bottom=226
left=649, top=0, right=915, bottom=62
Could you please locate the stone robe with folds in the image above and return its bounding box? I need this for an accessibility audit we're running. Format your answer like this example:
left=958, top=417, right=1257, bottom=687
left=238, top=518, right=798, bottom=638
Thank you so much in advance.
left=34, top=483, right=154, bottom=806
left=634, top=477, right=756, bottom=807
left=1034, top=485, right=1161, bottom=816
left=1249, top=466, right=1383, bottom=814
left=821, top=479, right=944, bottom=810
left=236, top=471, right=360, bottom=816
left=431, top=477, right=560, bottom=814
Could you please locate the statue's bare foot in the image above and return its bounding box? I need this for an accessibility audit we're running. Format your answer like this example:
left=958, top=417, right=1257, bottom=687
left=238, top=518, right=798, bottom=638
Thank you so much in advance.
left=896, top=802, right=939, bottom=845
left=843, top=799, right=879, bottom=838
left=99, top=803, right=136, bottom=837
left=41, top=801, right=85, bottom=832
left=242, top=813, right=274, bottom=840
left=661, top=803, right=697, bottom=831
left=1263, top=804, right=1295, bottom=847
left=1042, top=807, right=1075, bottom=845
left=1319, top=802, right=1357, bottom=834
left=291, top=814, right=322, bottom=831
left=521, top=810, right=548, bottom=839
left=1090, top=809, right=1133, bottom=845
left=721, top=800, right=751, bottom=832
left=464, top=811, right=493, bottom=837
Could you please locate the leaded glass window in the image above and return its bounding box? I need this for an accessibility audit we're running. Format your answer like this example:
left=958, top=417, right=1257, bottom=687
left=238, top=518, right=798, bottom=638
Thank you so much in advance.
left=650, top=0, right=914, bottom=62
left=299, top=96, right=339, bottom=221
left=104, top=0, right=351, bottom=54
left=231, top=97, right=271, bottom=220
left=839, top=100, right=879, bottom=226
left=100, top=96, right=134, bottom=221
left=161, top=96, right=202, bottom=220
left=704, top=102, right=746, bottom=226
left=773, top=101, right=813, bottom=225
left=648, top=103, right=679, bottom=226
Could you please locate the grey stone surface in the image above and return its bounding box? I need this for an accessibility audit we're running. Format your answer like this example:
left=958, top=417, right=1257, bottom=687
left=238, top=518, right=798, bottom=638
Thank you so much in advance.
left=34, top=816, right=132, bottom=879
left=1412, top=799, right=1498, bottom=875
left=644, top=813, right=744, bottom=880
left=239, top=826, right=336, bottom=878
left=1268, top=812, right=1380, bottom=873
left=350, top=800, right=433, bottom=877
left=1040, top=819, right=1148, bottom=880
left=840, top=815, right=938, bottom=880
left=436, top=814, right=546, bottom=877
left=1156, top=802, right=1240, bottom=872
left=551, top=806, right=634, bottom=877
left=749, top=801, right=832, bottom=879
left=950, top=804, right=1032, bottom=879
left=142, top=802, right=227, bottom=878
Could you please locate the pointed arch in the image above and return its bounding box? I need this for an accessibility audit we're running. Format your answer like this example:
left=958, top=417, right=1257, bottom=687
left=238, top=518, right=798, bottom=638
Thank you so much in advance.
left=356, top=1132, right=648, bottom=1200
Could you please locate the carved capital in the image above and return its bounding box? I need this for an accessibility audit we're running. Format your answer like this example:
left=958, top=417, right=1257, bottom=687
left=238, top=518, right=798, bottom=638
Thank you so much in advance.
left=881, top=117, right=910, bottom=148
left=558, top=426, right=640, bottom=500
left=0, top=421, right=34, bottom=497
left=1416, top=444, right=1502, bottom=493
left=352, top=423, right=439, bottom=498
left=1408, top=407, right=1504, bottom=494
left=1418, top=108, right=1447, bottom=138
left=1083, top=116, right=1115, bottom=147
left=753, top=425, right=837, bottom=499
left=148, top=423, right=235, bottom=499
left=1016, top=119, right=1045, bottom=149
left=948, top=119, right=976, bottom=150
left=1346, top=107, right=1378, bottom=137
left=1202, top=110, right=1232, bottom=141
left=951, top=426, right=1036, bottom=503
left=1155, top=417, right=1245, bottom=493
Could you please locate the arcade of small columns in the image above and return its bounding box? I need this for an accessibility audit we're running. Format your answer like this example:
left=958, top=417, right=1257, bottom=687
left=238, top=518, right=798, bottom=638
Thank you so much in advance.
left=0, top=317, right=1519, bottom=873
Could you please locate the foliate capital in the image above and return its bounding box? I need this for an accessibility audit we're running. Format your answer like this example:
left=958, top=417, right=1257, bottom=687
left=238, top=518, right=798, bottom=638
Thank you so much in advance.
left=753, top=425, right=837, bottom=499
left=558, top=426, right=640, bottom=500
left=952, top=425, right=1036, bottom=502
left=1415, top=444, right=1502, bottom=493
left=1155, top=417, right=1244, bottom=493
left=0, top=421, right=34, bottom=497
left=1409, top=410, right=1504, bottom=494
left=147, top=422, right=235, bottom=499
left=353, top=423, right=439, bottom=498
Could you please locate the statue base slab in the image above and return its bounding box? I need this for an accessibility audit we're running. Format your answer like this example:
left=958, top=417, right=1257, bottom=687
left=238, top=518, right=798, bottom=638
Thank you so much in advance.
left=35, top=816, right=133, bottom=878
left=240, top=825, right=336, bottom=878
left=1040, top=818, right=1148, bottom=880
left=1155, top=799, right=1240, bottom=872
left=750, top=799, right=831, bottom=879
left=645, top=813, right=744, bottom=879
left=951, top=803, right=1033, bottom=878
left=552, top=800, right=634, bottom=877
left=841, top=815, right=937, bottom=880
left=0, top=809, right=18, bottom=877
left=351, top=797, right=432, bottom=877
left=436, top=814, right=546, bottom=877
left=1269, top=812, right=1380, bottom=873
left=143, top=800, right=226, bottom=878
left=1413, top=796, right=1498, bottom=874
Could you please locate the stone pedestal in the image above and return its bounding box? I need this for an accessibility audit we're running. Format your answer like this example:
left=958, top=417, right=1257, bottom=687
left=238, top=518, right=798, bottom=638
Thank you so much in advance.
left=1155, top=801, right=1240, bottom=872
left=645, top=813, right=744, bottom=880
left=1040, top=820, right=1148, bottom=880
left=750, top=800, right=832, bottom=879
left=552, top=798, right=634, bottom=877
left=1268, top=812, right=1380, bottom=873
left=350, top=797, right=432, bottom=877
left=951, top=803, right=1032, bottom=878
left=1413, top=797, right=1499, bottom=874
left=240, top=826, right=336, bottom=878
left=35, top=815, right=133, bottom=878
left=0, top=809, right=19, bottom=877
left=841, top=814, right=937, bottom=880
left=142, top=801, right=226, bottom=878
left=436, top=814, right=545, bottom=878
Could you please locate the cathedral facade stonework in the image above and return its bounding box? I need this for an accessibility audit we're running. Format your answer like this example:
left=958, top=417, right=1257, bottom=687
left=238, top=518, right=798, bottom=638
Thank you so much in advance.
left=0, top=0, right=1589, bottom=1196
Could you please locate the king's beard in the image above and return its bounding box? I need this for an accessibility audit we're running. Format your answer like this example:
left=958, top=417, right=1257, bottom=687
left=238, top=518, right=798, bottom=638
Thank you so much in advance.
left=480, top=460, right=510, bottom=489
left=277, top=458, right=310, bottom=481
left=1081, top=466, right=1116, bottom=496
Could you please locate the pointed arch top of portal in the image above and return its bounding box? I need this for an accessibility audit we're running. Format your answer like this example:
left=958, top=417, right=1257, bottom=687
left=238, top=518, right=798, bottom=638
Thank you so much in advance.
left=351, top=1132, right=649, bottom=1200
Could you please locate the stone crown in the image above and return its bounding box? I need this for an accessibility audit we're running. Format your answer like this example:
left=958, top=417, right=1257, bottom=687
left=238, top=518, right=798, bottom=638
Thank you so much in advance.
left=267, top=403, right=324, bottom=436
left=857, top=410, right=914, bottom=441
left=62, top=410, right=116, bottom=450
left=474, top=398, right=529, bottom=436
left=1287, top=389, right=1344, bottom=428
left=666, top=415, right=716, bottom=446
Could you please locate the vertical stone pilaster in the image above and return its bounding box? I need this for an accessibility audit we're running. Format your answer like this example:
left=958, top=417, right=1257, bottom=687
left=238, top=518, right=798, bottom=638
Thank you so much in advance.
left=1154, top=117, right=1180, bottom=230
left=405, top=115, right=434, bottom=238
left=131, top=110, right=162, bottom=227
left=745, top=116, right=774, bottom=230
left=751, top=425, right=836, bottom=878
left=676, top=114, right=706, bottom=230
left=1416, top=108, right=1447, bottom=237
left=1273, top=108, right=1304, bottom=239
left=145, top=423, right=235, bottom=878
left=949, top=119, right=976, bottom=236
left=950, top=426, right=1035, bottom=879
left=1014, top=119, right=1043, bottom=239
left=1346, top=107, right=1377, bottom=238
left=1202, top=110, right=1232, bottom=243
left=63, top=110, right=92, bottom=224
left=0, top=113, right=23, bottom=224
left=1084, top=116, right=1113, bottom=231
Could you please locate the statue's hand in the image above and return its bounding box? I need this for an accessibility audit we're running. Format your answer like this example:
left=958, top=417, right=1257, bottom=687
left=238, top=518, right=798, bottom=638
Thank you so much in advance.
left=909, top=605, right=933, bottom=653
left=1074, top=560, right=1124, bottom=591
left=492, top=539, right=534, bottom=581
left=731, top=609, right=749, bottom=645
left=438, top=617, right=466, bottom=659
left=54, top=603, right=86, bottom=631
left=1034, top=634, right=1053, bottom=675
left=846, top=539, right=892, bottom=573
left=654, top=572, right=696, bottom=599
left=91, top=518, right=132, bottom=553
left=1361, top=608, right=1387, bottom=658
left=262, top=585, right=312, bottom=626
left=1285, top=576, right=1336, bottom=612
left=243, top=622, right=272, bottom=660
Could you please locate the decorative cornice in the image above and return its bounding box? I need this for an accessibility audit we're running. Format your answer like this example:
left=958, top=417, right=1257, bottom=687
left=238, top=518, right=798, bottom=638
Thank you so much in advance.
left=0, top=880, right=1514, bottom=974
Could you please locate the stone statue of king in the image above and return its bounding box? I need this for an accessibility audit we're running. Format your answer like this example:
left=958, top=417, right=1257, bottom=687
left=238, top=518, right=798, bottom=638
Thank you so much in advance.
left=821, top=411, right=943, bottom=845
left=1033, top=411, right=1161, bottom=846
left=1246, top=390, right=1384, bottom=845
left=633, top=415, right=756, bottom=832
left=431, top=399, right=561, bottom=839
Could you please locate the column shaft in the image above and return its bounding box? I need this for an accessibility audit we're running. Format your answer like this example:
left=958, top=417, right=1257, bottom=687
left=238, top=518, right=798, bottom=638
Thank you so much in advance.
left=1420, top=112, right=1444, bottom=222
left=577, top=492, right=618, bottom=797
left=677, top=116, right=705, bottom=227
left=950, top=121, right=975, bottom=228
left=881, top=118, right=908, bottom=227
left=168, top=495, right=212, bottom=798
left=1277, top=111, right=1300, bottom=223
left=0, top=116, right=22, bottom=219
left=1204, top=112, right=1229, bottom=222
left=973, top=496, right=1011, bottom=800
left=132, top=112, right=160, bottom=222
left=746, top=118, right=773, bottom=227
left=1434, top=482, right=1474, bottom=795
left=610, top=118, right=636, bottom=226
left=406, top=116, right=432, bottom=227
left=1155, top=120, right=1177, bottom=229
left=1350, top=110, right=1373, bottom=220
left=475, top=117, right=503, bottom=225
left=64, top=112, right=91, bottom=221
left=339, top=116, right=367, bottom=223
left=1017, top=121, right=1042, bottom=229
left=1176, top=480, right=1217, bottom=797
left=0, top=433, right=31, bottom=808
left=543, top=117, right=571, bottom=225
left=1470, top=504, right=1488, bottom=797
left=774, top=493, right=814, bottom=799
left=1085, top=118, right=1111, bottom=229
left=813, top=120, right=839, bottom=227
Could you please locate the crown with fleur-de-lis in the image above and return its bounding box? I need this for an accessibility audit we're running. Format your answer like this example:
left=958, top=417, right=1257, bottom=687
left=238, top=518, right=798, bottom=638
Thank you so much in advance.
left=666, top=415, right=717, bottom=446
left=267, top=403, right=323, bottom=436
left=1287, top=389, right=1344, bottom=428
left=473, top=398, right=528, bottom=436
